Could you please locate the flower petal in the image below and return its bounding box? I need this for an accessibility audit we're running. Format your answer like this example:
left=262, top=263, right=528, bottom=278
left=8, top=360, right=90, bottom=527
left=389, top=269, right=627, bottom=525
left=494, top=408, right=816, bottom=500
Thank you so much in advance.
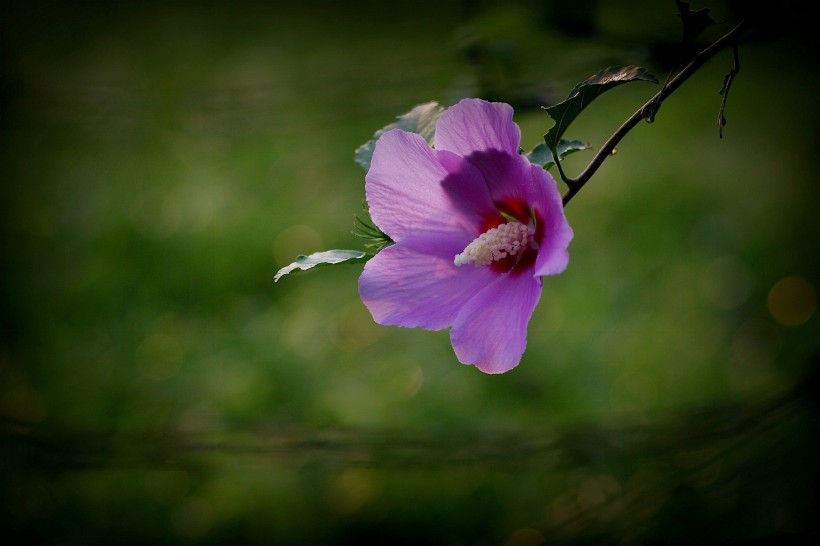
left=367, top=129, right=476, bottom=242
left=463, top=149, right=531, bottom=204
left=437, top=149, right=497, bottom=234
left=450, top=273, right=542, bottom=374
left=359, top=235, right=498, bottom=331
left=527, top=165, right=573, bottom=277
left=435, top=98, right=521, bottom=157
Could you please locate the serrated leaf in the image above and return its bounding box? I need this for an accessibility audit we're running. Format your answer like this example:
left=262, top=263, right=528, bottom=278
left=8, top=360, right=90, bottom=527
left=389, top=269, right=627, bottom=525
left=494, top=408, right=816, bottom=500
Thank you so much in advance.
left=354, top=101, right=444, bottom=171
left=543, top=66, right=657, bottom=152
left=274, top=250, right=370, bottom=282
left=675, top=0, right=717, bottom=41
left=526, top=139, right=591, bottom=170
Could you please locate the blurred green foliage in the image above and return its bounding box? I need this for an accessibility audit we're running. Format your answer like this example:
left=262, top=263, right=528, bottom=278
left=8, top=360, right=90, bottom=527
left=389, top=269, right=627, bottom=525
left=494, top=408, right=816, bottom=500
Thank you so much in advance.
left=1, top=0, right=818, bottom=544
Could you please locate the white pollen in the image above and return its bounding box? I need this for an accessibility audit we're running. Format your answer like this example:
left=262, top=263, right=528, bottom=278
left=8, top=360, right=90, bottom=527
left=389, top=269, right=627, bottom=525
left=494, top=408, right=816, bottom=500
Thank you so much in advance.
left=454, top=222, right=529, bottom=267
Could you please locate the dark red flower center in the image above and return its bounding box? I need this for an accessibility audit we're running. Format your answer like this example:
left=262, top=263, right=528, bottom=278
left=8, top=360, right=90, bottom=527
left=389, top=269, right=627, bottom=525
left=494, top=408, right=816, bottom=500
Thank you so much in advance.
left=478, top=198, right=544, bottom=274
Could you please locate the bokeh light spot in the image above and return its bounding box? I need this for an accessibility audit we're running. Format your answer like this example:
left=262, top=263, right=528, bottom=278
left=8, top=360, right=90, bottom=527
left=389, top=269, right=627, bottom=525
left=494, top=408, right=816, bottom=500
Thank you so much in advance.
left=767, top=275, right=816, bottom=326
left=505, top=527, right=545, bottom=546
left=326, top=468, right=382, bottom=515
left=727, top=319, right=779, bottom=395
left=577, top=477, right=607, bottom=509
left=135, top=334, right=183, bottom=380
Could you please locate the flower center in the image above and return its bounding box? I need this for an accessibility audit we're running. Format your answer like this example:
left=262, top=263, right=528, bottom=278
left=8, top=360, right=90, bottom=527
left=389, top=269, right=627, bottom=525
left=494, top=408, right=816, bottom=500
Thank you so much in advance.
left=454, top=221, right=529, bottom=267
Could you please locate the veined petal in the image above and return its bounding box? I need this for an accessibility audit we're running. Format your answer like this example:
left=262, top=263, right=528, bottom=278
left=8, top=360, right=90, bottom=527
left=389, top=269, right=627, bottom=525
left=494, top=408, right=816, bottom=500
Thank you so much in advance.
left=527, top=165, right=573, bottom=277
left=360, top=98, right=572, bottom=374
left=359, top=235, right=498, bottom=331
left=437, top=149, right=497, bottom=233
left=464, top=149, right=530, bottom=204
left=450, top=273, right=542, bottom=374
left=366, top=129, right=475, bottom=242
left=435, top=99, right=521, bottom=158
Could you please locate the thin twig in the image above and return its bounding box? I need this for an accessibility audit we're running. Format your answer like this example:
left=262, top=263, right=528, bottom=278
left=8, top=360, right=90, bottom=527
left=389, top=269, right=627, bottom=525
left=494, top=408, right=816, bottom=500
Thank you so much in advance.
left=644, top=68, right=676, bottom=123
left=560, top=20, right=748, bottom=206
left=718, top=44, right=741, bottom=138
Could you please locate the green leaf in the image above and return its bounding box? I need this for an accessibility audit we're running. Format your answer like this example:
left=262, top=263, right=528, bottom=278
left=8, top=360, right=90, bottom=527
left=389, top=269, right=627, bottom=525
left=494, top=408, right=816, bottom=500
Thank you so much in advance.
left=526, top=139, right=591, bottom=170
left=354, top=101, right=444, bottom=171
left=675, top=0, right=717, bottom=42
left=274, top=250, right=370, bottom=282
left=543, top=66, right=657, bottom=152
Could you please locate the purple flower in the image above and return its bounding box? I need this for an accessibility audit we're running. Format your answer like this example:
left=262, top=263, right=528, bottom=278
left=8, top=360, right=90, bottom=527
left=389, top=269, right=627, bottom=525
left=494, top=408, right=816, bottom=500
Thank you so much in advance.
left=358, top=98, right=573, bottom=374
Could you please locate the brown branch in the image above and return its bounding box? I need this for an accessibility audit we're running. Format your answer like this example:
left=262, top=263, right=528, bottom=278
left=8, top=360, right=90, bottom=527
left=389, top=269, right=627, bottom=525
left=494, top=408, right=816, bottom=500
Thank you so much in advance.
left=560, top=20, right=748, bottom=206
left=718, top=44, right=741, bottom=138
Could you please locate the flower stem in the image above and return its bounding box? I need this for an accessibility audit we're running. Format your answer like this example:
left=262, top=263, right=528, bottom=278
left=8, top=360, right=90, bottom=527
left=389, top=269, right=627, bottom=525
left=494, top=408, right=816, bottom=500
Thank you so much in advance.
left=560, top=20, right=748, bottom=207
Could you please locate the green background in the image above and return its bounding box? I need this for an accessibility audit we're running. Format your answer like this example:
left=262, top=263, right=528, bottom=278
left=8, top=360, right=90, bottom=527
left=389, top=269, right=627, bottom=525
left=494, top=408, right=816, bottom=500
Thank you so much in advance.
left=2, top=0, right=818, bottom=543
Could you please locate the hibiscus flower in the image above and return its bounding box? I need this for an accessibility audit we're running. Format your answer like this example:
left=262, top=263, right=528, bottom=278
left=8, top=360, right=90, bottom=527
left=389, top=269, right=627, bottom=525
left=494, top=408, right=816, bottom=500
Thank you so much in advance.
left=358, top=98, right=573, bottom=373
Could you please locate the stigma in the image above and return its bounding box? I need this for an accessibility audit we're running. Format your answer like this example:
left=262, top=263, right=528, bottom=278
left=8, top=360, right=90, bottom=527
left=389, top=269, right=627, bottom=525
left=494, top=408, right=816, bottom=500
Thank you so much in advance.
left=454, top=222, right=529, bottom=267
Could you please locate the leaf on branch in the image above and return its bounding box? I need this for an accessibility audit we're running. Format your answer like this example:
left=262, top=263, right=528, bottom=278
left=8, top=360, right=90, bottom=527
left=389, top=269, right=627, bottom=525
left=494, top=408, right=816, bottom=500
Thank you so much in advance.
left=526, top=139, right=591, bottom=170
left=675, top=0, right=718, bottom=42
left=274, top=250, right=371, bottom=282
left=354, top=101, right=445, bottom=171
left=543, top=66, right=657, bottom=152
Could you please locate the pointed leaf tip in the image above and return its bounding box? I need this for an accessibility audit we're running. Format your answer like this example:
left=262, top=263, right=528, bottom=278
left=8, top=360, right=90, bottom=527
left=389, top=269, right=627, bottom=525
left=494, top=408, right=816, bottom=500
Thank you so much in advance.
left=543, top=66, right=657, bottom=152
left=675, top=0, right=718, bottom=41
left=526, top=139, right=591, bottom=170
left=274, top=250, right=371, bottom=282
left=354, top=102, right=444, bottom=171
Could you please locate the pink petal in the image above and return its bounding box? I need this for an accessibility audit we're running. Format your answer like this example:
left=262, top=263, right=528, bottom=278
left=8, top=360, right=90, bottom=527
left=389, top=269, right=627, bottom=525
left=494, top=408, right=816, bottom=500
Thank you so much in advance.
left=436, top=149, right=497, bottom=233
left=463, top=149, right=530, bottom=204
left=366, top=129, right=476, bottom=242
left=527, top=165, right=573, bottom=277
left=435, top=99, right=521, bottom=158
left=450, top=273, right=542, bottom=374
left=359, top=235, right=498, bottom=331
